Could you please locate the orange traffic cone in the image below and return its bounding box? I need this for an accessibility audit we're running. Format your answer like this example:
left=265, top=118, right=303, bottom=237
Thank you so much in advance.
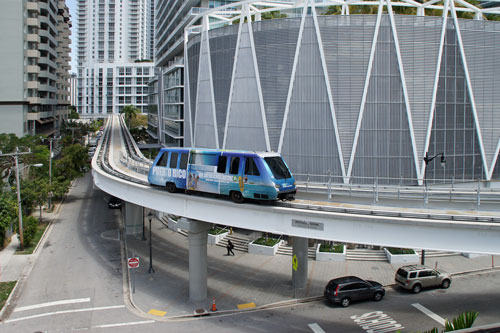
left=211, top=298, right=217, bottom=312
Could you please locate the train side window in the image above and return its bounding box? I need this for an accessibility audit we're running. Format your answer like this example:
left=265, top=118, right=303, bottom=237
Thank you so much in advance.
left=158, top=152, right=168, bottom=167
left=217, top=156, right=227, bottom=173
left=244, top=158, right=260, bottom=176
left=229, top=157, right=240, bottom=175
left=179, top=153, right=188, bottom=169
left=169, top=152, right=178, bottom=168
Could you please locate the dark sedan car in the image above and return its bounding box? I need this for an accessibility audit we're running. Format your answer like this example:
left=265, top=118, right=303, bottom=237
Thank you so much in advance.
left=324, top=276, right=385, bottom=307
left=108, top=196, right=122, bottom=209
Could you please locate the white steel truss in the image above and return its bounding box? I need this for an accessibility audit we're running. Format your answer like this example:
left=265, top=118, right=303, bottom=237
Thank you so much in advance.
left=185, top=0, right=500, bottom=182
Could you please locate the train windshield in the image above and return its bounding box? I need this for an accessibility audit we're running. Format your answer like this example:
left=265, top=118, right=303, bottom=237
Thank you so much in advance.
left=264, top=156, right=291, bottom=180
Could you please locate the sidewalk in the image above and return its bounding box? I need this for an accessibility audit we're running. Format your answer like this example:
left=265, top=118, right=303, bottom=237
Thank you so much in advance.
left=124, top=220, right=500, bottom=319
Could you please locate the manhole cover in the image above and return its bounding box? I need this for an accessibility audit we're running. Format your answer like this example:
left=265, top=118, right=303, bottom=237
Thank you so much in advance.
left=194, top=308, right=208, bottom=316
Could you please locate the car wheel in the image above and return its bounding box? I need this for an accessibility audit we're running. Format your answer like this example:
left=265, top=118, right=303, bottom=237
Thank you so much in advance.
left=166, top=182, right=176, bottom=193
left=441, top=279, right=451, bottom=289
left=412, top=284, right=422, bottom=294
left=230, top=191, right=244, bottom=204
left=373, top=292, right=383, bottom=302
left=340, top=297, right=350, bottom=307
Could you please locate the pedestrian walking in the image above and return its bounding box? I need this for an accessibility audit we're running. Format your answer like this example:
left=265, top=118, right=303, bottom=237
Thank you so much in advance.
left=227, top=240, right=235, bottom=256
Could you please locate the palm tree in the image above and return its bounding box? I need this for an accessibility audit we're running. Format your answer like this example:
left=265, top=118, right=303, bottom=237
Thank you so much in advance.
left=120, top=105, right=140, bottom=128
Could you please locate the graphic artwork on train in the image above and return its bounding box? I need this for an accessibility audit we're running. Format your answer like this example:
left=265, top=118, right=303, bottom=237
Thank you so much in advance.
left=148, top=148, right=296, bottom=203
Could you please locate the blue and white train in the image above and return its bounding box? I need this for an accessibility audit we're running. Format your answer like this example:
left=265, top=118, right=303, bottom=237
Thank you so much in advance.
left=148, top=148, right=296, bottom=203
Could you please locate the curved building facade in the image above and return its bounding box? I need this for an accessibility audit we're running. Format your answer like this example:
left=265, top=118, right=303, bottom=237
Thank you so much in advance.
left=184, top=1, right=500, bottom=185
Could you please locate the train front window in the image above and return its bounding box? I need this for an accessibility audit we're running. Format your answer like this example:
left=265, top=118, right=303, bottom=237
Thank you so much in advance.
left=264, top=156, right=291, bottom=179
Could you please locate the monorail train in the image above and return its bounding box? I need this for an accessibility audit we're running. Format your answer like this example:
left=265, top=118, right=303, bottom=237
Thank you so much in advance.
left=148, top=148, right=296, bottom=203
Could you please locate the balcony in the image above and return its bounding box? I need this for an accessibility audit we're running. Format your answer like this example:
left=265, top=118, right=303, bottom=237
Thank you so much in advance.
left=26, top=49, right=40, bottom=58
left=27, top=96, right=41, bottom=104
left=26, top=33, right=40, bottom=42
left=27, top=65, right=40, bottom=73
left=27, top=81, right=39, bottom=89
left=27, top=17, right=39, bottom=26
left=26, top=1, right=39, bottom=11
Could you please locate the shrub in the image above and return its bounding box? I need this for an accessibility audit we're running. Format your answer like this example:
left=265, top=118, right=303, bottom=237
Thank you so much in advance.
left=22, top=216, right=38, bottom=247
left=253, top=237, right=280, bottom=247
left=320, top=243, right=344, bottom=253
left=208, top=227, right=227, bottom=235
left=387, top=247, right=415, bottom=255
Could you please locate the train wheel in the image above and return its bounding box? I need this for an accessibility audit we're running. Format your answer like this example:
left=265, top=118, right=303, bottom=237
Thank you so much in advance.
left=230, top=191, right=244, bottom=204
left=166, top=182, right=176, bottom=193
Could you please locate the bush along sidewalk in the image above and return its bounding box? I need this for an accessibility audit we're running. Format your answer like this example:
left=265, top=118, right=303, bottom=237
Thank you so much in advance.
left=16, top=217, right=49, bottom=255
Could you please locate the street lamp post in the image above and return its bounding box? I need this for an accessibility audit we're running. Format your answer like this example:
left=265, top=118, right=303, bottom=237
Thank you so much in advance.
left=148, top=212, right=155, bottom=274
left=422, top=152, right=446, bottom=264
left=43, top=136, right=60, bottom=211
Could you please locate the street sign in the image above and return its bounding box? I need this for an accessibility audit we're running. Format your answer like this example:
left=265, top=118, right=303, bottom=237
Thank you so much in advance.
left=292, top=254, right=298, bottom=271
left=128, top=257, right=139, bottom=268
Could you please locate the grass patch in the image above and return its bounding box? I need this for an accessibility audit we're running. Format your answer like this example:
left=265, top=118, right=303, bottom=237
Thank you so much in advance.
left=319, top=244, right=344, bottom=253
left=0, top=281, right=17, bottom=311
left=387, top=247, right=415, bottom=255
left=252, top=237, right=280, bottom=247
left=16, top=222, right=49, bottom=255
left=208, top=227, right=227, bottom=235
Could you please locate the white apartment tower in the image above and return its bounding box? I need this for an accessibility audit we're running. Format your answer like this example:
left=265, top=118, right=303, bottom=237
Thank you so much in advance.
left=77, top=0, right=154, bottom=116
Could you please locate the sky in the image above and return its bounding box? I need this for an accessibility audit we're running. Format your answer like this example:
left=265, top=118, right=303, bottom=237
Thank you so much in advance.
left=66, top=0, right=77, bottom=74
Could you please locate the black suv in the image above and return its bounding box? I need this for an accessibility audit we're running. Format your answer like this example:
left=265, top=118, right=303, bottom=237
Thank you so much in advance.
left=324, top=276, right=385, bottom=307
left=108, top=196, right=122, bottom=209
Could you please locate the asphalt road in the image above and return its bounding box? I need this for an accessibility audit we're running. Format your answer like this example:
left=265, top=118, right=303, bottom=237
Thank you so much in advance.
left=1, top=173, right=499, bottom=332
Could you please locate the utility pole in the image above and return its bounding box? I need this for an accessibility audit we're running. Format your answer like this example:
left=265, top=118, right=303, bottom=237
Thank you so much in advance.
left=0, top=148, right=33, bottom=251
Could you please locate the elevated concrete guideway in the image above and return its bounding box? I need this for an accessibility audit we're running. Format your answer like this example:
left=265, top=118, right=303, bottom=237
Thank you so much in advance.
left=92, top=116, right=500, bottom=255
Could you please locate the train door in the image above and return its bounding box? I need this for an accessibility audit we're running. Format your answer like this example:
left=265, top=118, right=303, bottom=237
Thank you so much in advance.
left=242, top=157, right=261, bottom=198
left=228, top=155, right=243, bottom=193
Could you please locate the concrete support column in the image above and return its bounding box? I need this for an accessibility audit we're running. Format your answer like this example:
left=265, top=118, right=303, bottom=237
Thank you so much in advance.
left=292, top=237, right=308, bottom=289
left=123, top=202, right=143, bottom=235
left=179, top=218, right=211, bottom=301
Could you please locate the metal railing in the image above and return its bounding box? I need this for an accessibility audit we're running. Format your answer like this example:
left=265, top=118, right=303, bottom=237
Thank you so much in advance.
left=295, top=173, right=500, bottom=208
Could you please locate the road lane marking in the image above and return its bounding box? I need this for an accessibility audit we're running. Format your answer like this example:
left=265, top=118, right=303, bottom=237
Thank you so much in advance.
left=5, top=305, right=125, bottom=323
left=351, top=311, right=404, bottom=333
left=14, top=297, right=91, bottom=312
left=148, top=309, right=167, bottom=317
left=93, top=320, right=156, bottom=328
left=237, top=302, right=256, bottom=309
left=412, top=303, right=446, bottom=326
left=308, top=323, right=326, bottom=333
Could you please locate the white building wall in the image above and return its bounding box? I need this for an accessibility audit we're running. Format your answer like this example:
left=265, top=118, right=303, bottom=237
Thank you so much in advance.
left=77, top=0, right=154, bottom=115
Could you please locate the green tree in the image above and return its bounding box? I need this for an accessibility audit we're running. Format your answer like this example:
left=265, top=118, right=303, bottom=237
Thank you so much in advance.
left=49, top=177, right=71, bottom=201
left=120, top=105, right=140, bottom=128
left=54, top=144, right=88, bottom=180
left=0, top=194, right=16, bottom=248
left=21, top=178, right=49, bottom=222
left=68, top=106, right=80, bottom=119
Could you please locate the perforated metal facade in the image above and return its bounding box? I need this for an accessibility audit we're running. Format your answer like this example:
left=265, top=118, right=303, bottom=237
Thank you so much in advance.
left=185, top=1, right=500, bottom=185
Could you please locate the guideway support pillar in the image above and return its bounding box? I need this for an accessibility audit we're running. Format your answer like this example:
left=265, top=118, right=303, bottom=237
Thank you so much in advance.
left=123, top=202, right=143, bottom=235
left=178, top=218, right=211, bottom=301
left=292, top=237, right=308, bottom=289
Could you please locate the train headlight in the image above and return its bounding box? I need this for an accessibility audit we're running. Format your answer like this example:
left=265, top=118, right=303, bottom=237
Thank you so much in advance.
left=293, top=181, right=296, bottom=186
left=274, top=183, right=280, bottom=189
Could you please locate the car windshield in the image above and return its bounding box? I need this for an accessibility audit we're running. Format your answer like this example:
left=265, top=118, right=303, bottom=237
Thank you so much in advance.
left=264, top=156, right=291, bottom=180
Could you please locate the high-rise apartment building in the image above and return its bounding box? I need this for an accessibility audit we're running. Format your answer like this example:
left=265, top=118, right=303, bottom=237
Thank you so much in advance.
left=0, top=0, right=72, bottom=137
left=76, top=0, right=155, bottom=116
left=149, top=1, right=240, bottom=146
